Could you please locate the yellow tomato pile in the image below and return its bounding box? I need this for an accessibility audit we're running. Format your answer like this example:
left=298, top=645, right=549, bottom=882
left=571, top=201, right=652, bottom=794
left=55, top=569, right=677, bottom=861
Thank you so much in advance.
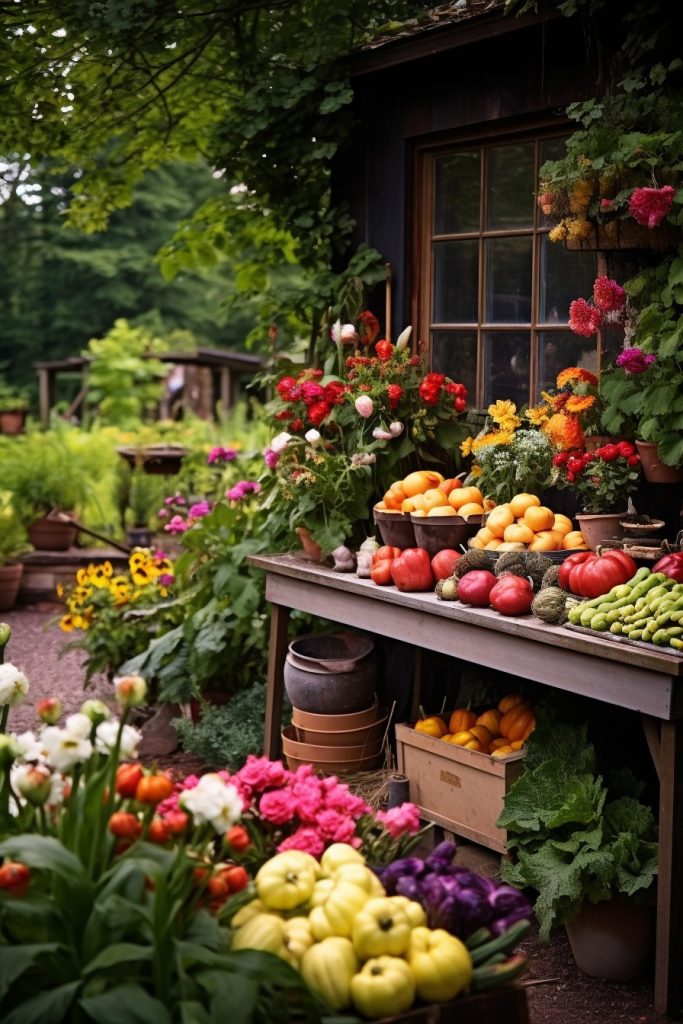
left=375, top=470, right=492, bottom=519
left=468, top=492, right=587, bottom=552
left=415, top=694, right=536, bottom=757
left=230, top=843, right=472, bottom=1019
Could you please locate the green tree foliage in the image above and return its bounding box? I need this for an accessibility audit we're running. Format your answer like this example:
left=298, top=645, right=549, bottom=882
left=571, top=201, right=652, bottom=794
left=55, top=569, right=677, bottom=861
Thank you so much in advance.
left=0, top=159, right=250, bottom=391
left=0, top=1, right=424, bottom=355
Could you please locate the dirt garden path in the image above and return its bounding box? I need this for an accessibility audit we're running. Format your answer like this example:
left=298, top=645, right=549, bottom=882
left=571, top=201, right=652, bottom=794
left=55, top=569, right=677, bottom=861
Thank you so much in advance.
left=0, top=604, right=676, bottom=1024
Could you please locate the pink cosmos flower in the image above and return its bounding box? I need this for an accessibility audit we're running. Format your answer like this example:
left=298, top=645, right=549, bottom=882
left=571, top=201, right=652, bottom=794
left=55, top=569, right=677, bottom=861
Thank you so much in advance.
left=615, top=347, right=656, bottom=374
left=277, top=826, right=325, bottom=858
left=628, top=185, right=675, bottom=229
left=592, top=276, right=626, bottom=312
left=568, top=297, right=602, bottom=337
left=376, top=802, right=421, bottom=838
left=259, top=788, right=297, bottom=825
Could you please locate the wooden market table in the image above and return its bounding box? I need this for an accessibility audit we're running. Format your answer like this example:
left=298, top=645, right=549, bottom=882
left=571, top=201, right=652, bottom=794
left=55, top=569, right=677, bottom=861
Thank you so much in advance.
left=249, top=552, right=683, bottom=1017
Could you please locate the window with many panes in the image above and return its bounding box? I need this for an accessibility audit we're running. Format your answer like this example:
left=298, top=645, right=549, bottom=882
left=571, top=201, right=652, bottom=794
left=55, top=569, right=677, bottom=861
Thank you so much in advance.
left=416, top=132, right=600, bottom=408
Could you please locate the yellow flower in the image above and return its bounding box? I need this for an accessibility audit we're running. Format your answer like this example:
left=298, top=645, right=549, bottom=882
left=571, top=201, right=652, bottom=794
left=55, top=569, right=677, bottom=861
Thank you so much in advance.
left=548, top=220, right=568, bottom=243
left=59, top=614, right=76, bottom=633
left=460, top=437, right=475, bottom=457
left=131, top=563, right=154, bottom=586
left=76, top=568, right=89, bottom=586
left=469, top=465, right=482, bottom=477
left=90, top=565, right=113, bottom=588
left=472, top=430, right=513, bottom=452
left=556, top=367, right=598, bottom=389
left=526, top=404, right=550, bottom=426
left=487, top=400, right=521, bottom=429
left=56, top=583, right=65, bottom=598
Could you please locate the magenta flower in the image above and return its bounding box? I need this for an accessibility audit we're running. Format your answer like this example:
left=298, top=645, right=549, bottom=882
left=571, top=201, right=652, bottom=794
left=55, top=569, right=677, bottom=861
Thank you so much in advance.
left=207, top=446, right=237, bottom=465
left=189, top=501, right=211, bottom=518
left=263, top=447, right=279, bottom=469
left=615, top=347, right=656, bottom=374
left=277, top=826, right=325, bottom=858
left=226, top=480, right=261, bottom=501
left=592, top=276, right=626, bottom=312
left=628, top=185, right=676, bottom=229
left=568, top=297, right=602, bottom=337
left=158, top=573, right=175, bottom=587
left=164, top=515, right=189, bottom=534
left=259, top=788, right=297, bottom=825
left=377, top=802, right=421, bottom=838
left=236, top=755, right=288, bottom=793
left=157, top=508, right=169, bottom=519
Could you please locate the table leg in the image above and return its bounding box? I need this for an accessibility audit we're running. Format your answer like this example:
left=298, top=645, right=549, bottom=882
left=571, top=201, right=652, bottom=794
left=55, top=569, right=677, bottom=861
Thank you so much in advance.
left=654, top=719, right=683, bottom=1016
left=263, top=602, right=290, bottom=759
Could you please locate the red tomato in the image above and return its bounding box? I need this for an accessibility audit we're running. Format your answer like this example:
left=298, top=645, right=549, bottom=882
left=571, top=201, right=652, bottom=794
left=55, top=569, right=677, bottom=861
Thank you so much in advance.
left=0, top=861, right=30, bottom=895
left=431, top=548, right=461, bottom=581
left=370, top=559, right=395, bottom=586
left=375, top=546, right=401, bottom=561
left=221, top=864, right=250, bottom=893
left=390, top=548, right=435, bottom=592
left=108, top=811, right=142, bottom=840
left=163, top=810, right=189, bottom=836
left=653, top=552, right=683, bottom=583
left=226, top=824, right=251, bottom=852
left=492, top=573, right=532, bottom=589
left=456, top=570, right=497, bottom=607
left=568, top=550, right=638, bottom=599
left=147, top=817, right=170, bottom=844
left=115, top=762, right=144, bottom=799
left=135, top=773, right=175, bottom=806
left=558, top=550, right=593, bottom=590
left=489, top=578, right=534, bottom=616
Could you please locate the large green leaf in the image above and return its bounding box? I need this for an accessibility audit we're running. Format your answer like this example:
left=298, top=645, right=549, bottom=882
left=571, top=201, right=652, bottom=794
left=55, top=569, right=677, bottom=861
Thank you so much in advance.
left=0, top=943, right=64, bottom=1001
left=0, top=835, right=86, bottom=883
left=79, top=983, right=173, bottom=1024
left=3, top=981, right=81, bottom=1024
left=82, top=942, right=154, bottom=977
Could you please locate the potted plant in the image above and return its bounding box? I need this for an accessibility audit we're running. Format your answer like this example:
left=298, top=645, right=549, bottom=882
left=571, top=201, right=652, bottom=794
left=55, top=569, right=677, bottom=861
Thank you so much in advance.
left=498, top=711, right=658, bottom=981
left=552, top=441, right=641, bottom=548
left=598, top=257, right=683, bottom=481
left=1, top=432, right=89, bottom=549
left=0, top=389, right=30, bottom=436
left=0, top=494, right=32, bottom=610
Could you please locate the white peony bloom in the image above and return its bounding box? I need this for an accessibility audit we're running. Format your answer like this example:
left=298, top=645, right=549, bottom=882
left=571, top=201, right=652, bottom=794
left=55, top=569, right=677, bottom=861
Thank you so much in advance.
left=64, top=713, right=93, bottom=739
left=304, top=429, right=321, bottom=445
left=95, top=720, right=142, bottom=760
left=13, top=730, right=44, bottom=763
left=180, top=773, right=243, bottom=833
left=41, top=726, right=93, bottom=772
left=0, top=663, right=29, bottom=707
left=270, top=431, right=292, bottom=453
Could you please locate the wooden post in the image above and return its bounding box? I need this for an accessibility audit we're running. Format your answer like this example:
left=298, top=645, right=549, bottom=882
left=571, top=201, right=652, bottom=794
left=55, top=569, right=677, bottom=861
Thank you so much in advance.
left=37, top=367, right=52, bottom=427
left=385, top=262, right=392, bottom=342
left=263, top=603, right=290, bottom=759
left=654, top=719, right=683, bottom=1015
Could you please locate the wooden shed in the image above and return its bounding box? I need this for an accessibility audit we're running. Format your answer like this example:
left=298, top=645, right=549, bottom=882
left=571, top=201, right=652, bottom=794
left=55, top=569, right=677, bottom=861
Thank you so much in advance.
left=335, top=0, right=606, bottom=408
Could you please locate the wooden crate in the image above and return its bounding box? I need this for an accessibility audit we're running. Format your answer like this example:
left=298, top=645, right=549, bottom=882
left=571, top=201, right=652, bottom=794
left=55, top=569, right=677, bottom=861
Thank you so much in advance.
left=395, top=724, right=526, bottom=854
left=376, top=984, right=529, bottom=1024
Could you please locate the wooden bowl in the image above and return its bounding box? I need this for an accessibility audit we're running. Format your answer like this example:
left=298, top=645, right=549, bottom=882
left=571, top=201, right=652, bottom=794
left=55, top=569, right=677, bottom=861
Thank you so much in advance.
left=411, top=514, right=480, bottom=556
left=373, top=509, right=416, bottom=548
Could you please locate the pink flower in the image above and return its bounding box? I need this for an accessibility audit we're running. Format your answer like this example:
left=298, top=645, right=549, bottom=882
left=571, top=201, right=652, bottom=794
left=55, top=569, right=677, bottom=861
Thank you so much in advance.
left=277, top=826, right=325, bottom=858
left=316, top=809, right=358, bottom=844
left=376, top=802, right=421, bottom=838
left=355, top=395, right=374, bottom=418
left=300, top=381, right=325, bottom=405
left=615, top=347, right=656, bottom=374
left=599, top=198, right=614, bottom=211
left=568, top=297, right=602, bottom=337
left=207, top=446, right=237, bottom=465
left=592, top=276, right=626, bottom=312
left=292, top=778, right=324, bottom=822
left=226, top=480, right=261, bottom=501
left=164, top=515, right=189, bottom=534
left=189, top=501, right=211, bottom=518
left=264, top=448, right=279, bottom=469
left=157, top=508, right=169, bottom=519
left=236, top=755, right=289, bottom=793
left=259, top=788, right=297, bottom=824
left=158, top=573, right=175, bottom=587
left=323, top=778, right=370, bottom=817
left=628, top=185, right=676, bottom=229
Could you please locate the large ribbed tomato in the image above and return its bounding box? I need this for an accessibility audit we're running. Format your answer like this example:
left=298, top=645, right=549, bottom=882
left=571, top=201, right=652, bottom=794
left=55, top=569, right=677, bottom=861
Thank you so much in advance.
left=564, top=549, right=637, bottom=599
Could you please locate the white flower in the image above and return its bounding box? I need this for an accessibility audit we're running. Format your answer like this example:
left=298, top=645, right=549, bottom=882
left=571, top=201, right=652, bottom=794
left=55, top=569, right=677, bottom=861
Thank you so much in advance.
left=270, top=431, right=292, bottom=453
left=340, top=323, right=359, bottom=345
left=372, top=427, right=394, bottom=440
left=114, top=674, right=147, bottom=707
left=95, top=720, right=142, bottom=760
left=41, top=726, right=93, bottom=772
left=180, top=773, right=243, bottom=833
left=304, top=428, right=321, bottom=445
left=351, top=452, right=376, bottom=466
left=395, top=326, right=413, bottom=350
left=64, top=713, right=93, bottom=739
left=0, top=663, right=29, bottom=707
left=355, top=396, right=373, bottom=418
left=330, top=318, right=342, bottom=343
left=389, top=421, right=405, bottom=437
left=13, top=730, right=44, bottom=763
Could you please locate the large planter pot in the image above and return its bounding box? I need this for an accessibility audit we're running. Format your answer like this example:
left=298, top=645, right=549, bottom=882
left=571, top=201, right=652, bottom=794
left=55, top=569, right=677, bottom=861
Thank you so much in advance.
left=635, top=441, right=683, bottom=484
left=0, top=563, right=23, bottom=611
left=283, top=632, right=376, bottom=714
left=565, top=896, right=655, bottom=981
left=575, top=512, right=624, bottom=550
left=27, top=516, right=78, bottom=551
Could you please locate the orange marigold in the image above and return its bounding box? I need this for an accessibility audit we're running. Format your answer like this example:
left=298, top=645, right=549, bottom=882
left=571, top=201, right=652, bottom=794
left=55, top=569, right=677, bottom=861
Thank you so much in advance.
left=556, top=367, right=599, bottom=389
left=565, top=395, right=596, bottom=414
left=543, top=412, right=585, bottom=451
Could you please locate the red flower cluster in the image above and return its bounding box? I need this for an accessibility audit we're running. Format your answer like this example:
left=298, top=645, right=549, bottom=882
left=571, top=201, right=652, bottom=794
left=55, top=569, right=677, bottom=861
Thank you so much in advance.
left=553, top=441, right=639, bottom=483
left=568, top=276, right=627, bottom=337
left=628, top=185, right=675, bottom=230
left=275, top=368, right=348, bottom=429
left=418, top=372, right=467, bottom=411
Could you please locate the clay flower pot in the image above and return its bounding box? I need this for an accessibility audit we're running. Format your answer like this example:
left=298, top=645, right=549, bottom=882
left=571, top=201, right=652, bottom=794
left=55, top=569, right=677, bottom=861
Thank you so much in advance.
left=575, top=512, right=624, bottom=550
left=635, top=441, right=683, bottom=483
left=565, top=896, right=655, bottom=981
left=295, top=526, right=323, bottom=561
left=0, top=563, right=23, bottom=611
